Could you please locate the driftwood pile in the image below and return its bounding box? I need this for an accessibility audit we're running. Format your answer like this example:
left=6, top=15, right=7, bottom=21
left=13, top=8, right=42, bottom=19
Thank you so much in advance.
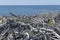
left=0, top=13, right=60, bottom=40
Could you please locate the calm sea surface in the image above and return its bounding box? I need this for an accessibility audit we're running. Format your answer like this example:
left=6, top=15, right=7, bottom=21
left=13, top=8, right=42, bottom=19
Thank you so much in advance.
left=0, top=5, right=60, bottom=16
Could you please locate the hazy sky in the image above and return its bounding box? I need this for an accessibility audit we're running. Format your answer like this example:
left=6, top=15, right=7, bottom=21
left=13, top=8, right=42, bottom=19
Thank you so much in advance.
left=0, top=0, right=60, bottom=5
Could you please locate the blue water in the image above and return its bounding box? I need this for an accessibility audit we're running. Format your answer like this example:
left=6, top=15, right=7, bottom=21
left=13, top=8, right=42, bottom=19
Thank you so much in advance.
left=0, top=5, right=60, bottom=16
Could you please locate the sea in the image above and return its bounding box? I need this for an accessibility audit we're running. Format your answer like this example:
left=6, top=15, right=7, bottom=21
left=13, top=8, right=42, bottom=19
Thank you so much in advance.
left=0, top=5, right=60, bottom=16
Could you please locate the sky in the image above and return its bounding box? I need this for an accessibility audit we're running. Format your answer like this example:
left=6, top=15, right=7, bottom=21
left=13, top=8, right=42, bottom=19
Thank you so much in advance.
left=0, top=0, right=60, bottom=5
